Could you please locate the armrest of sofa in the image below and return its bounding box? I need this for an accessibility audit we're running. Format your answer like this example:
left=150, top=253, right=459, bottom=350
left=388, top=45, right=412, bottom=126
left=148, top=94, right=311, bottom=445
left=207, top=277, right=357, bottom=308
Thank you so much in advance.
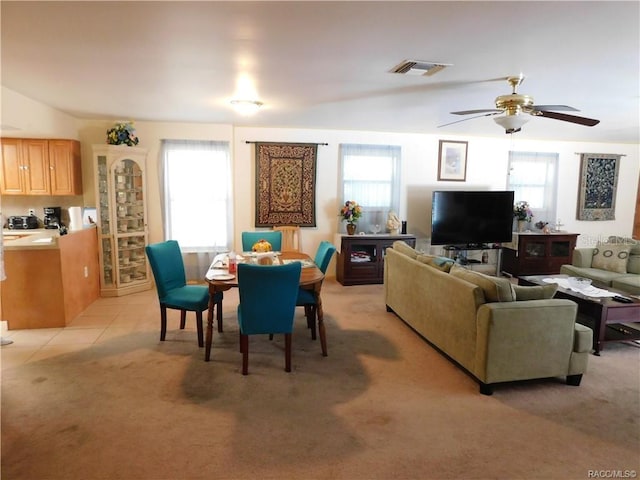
left=475, top=299, right=579, bottom=384
left=572, top=247, right=595, bottom=268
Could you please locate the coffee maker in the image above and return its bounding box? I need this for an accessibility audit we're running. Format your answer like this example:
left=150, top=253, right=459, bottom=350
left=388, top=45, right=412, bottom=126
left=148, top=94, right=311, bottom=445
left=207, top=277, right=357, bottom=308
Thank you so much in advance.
left=43, top=207, right=63, bottom=229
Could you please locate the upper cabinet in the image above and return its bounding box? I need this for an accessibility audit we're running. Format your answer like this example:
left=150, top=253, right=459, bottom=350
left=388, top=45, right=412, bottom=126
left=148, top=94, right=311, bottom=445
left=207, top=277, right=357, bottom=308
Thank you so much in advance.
left=0, top=138, right=82, bottom=196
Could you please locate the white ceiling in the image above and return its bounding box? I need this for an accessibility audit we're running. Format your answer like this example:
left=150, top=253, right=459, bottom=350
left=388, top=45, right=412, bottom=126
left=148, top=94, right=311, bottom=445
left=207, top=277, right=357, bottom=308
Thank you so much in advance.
left=2, top=1, right=639, bottom=143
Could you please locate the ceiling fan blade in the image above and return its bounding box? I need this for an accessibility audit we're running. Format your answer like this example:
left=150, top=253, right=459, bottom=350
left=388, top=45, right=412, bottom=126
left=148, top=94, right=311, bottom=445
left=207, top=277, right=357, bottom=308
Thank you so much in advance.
left=450, top=109, right=502, bottom=115
left=536, top=110, right=600, bottom=126
left=532, top=104, right=579, bottom=112
left=438, top=112, right=501, bottom=128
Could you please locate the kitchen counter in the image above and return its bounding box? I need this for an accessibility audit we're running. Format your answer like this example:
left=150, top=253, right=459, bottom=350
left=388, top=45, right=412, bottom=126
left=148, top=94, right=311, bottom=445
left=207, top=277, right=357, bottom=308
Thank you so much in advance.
left=1, top=225, right=100, bottom=329
left=2, top=226, right=95, bottom=250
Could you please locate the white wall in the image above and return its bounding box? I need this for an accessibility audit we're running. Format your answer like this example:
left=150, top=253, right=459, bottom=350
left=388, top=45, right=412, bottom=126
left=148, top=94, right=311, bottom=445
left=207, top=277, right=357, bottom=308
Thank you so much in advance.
left=2, top=89, right=639, bottom=264
left=0, top=86, right=79, bottom=139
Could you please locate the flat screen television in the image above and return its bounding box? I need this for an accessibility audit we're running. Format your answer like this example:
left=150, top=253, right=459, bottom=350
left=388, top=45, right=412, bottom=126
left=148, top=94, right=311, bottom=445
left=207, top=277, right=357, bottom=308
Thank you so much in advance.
left=431, top=190, right=514, bottom=246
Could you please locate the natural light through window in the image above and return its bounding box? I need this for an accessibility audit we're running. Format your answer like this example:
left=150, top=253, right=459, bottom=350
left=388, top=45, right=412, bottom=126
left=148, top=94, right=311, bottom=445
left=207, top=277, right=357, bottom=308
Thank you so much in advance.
left=507, top=151, right=558, bottom=224
left=162, top=140, right=232, bottom=252
left=340, top=144, right=401, bottom=231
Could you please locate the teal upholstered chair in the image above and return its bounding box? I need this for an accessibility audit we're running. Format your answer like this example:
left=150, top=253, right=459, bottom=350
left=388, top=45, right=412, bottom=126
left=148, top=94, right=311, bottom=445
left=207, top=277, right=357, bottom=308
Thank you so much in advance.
left=297, top=240, right=336, bottom=340
left=237, top=262, right=301, bottom=375
left=241, top=231, right=282, bottom=252
left=145, top=240, right=223, bottom=347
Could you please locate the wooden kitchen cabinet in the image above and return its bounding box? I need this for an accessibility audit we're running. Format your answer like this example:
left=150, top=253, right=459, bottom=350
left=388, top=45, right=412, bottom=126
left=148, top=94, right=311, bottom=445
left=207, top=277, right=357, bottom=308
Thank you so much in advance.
left=0, top=138, right=82, bottom=195
left=2, top=227, right=100, bottom=329
left=336, top=234, right=416, bottom=285
left=49, top=139, right=82, bottom=195
left=502, top=232, right=579, bottom=276
left=0, top=138, right=24, bottom=194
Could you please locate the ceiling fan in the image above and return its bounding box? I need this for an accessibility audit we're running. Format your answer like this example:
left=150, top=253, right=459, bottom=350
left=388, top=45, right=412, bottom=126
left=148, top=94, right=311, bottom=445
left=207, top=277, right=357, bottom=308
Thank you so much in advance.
left=440, top=74, right=600, bottom=133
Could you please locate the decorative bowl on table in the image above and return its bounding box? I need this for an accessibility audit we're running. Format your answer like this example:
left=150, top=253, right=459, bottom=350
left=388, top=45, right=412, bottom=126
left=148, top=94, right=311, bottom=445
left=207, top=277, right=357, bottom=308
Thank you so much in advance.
left=567, top=276, right=592, bottom=290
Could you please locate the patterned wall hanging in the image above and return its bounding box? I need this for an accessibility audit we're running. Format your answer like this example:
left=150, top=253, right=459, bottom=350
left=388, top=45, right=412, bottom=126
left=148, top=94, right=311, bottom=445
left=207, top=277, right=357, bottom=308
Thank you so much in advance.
left=577, top=153, right=622, bottom=221
left=254, top=142, right=318, bottom=227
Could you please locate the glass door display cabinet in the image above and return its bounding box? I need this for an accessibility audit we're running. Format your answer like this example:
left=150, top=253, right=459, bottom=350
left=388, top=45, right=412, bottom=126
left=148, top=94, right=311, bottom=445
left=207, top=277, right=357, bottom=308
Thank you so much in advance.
left=93, top=145, right=150, bottom=296
left=501, top=232, right=579, bottom=276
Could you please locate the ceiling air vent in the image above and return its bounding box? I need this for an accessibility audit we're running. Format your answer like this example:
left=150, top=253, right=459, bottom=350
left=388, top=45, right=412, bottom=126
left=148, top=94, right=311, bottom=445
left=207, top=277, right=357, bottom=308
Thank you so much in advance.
left=391, top=60, right=451, bottom=76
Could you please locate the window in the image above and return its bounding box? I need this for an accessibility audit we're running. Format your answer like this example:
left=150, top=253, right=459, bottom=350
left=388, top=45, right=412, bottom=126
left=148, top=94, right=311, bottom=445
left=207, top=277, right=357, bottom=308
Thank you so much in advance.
left=507, top=151, right=558, bottom=226
left=339, top=144, right=401, bottom=233
left=160, top=140, right=232, bottom=279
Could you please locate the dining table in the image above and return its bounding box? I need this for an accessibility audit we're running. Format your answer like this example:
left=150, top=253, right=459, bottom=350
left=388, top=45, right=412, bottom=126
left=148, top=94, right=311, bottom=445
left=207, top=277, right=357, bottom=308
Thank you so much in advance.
left=203, top=251, right=327, bottom=362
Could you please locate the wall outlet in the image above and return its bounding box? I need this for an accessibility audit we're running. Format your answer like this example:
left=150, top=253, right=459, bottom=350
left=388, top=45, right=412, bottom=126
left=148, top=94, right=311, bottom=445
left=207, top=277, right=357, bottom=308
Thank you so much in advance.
left=28, top=208, right=36, bottom=216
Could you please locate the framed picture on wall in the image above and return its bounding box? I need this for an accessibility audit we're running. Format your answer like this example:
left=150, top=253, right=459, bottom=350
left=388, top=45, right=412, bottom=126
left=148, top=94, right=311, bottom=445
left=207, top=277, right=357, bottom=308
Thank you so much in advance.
left=437, top=140, right=468, bottom=181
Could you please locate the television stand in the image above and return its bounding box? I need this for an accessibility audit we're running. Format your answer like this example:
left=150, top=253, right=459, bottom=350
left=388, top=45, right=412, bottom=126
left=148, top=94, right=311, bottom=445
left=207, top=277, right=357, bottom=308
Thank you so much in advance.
left=442, top=244, right=503, bottom=276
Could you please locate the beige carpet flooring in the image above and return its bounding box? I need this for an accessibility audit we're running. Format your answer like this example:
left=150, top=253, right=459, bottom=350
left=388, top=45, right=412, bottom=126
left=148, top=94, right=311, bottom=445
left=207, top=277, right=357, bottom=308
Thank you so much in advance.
left=1, top=280, right=639, bottom=480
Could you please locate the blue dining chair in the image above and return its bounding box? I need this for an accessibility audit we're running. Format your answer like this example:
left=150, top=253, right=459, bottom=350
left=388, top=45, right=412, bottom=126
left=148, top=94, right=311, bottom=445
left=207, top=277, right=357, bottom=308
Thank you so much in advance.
left=145, top=240, right=223, bottom=348
left=297, top=241, right=336, bottom=341
left=237, top=262, right=301, bottom=375
left=241, top=231, right=282, bottom=252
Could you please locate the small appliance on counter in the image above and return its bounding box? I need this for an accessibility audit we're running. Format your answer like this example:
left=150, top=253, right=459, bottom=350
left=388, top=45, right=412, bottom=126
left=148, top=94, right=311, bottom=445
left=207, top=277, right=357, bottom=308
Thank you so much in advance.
left=43, top=207, right=68, bottom=235
left=8, top=215, right=39, bottom=230
left=43, top=207, right=62, bottom=229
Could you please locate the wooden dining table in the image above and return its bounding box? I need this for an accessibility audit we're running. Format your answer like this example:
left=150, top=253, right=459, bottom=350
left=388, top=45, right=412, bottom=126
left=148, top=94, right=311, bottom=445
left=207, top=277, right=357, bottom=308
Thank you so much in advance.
left=204, top=251, right=327, bottom=361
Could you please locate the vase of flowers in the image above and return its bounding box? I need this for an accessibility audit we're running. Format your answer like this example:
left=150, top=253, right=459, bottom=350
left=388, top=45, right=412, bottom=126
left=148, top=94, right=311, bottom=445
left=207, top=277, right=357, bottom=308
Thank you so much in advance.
left=514, top=201, right=534, bottom=232
left=340, top=200, right=362, bottom=235
left=106, top=121, right=140, bottom=146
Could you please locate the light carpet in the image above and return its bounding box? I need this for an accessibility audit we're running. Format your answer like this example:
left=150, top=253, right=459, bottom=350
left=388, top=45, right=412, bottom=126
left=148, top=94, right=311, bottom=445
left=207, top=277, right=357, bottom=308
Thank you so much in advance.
left=1, top=280, right=639, bottom=479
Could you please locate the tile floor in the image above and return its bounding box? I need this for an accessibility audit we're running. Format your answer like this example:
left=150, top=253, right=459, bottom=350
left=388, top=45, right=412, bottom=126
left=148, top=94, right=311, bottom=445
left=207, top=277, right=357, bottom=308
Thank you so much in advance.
left=1, top=287, right=234, bottom=369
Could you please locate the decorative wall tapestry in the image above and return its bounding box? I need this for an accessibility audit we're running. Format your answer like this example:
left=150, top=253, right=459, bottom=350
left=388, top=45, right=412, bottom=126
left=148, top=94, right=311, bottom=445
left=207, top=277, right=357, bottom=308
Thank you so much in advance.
left=255, top=142, right=317, bottom=227
left=577, top=153, right=622, bottom=221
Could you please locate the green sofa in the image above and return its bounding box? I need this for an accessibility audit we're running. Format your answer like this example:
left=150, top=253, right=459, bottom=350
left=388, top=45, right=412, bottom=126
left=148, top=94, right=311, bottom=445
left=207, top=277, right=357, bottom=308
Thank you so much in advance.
left=560, top=237, right=640, bottom=296
left=384, top=242, right=592, bottom=395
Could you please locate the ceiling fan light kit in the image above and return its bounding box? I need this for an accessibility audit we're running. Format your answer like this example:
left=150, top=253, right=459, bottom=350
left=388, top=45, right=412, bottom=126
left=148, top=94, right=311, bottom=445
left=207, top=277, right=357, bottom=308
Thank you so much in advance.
left=494, top=114, right=529, bottom=134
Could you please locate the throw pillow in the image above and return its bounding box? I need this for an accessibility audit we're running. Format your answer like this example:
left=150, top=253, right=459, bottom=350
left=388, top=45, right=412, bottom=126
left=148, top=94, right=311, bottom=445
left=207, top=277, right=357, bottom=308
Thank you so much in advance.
left=416, top=254, right=455, bottom=272
left=591, top=242, right=630, bottom=274
left=449, top=264, right=515, bottom=302
left=393, top=240, right=418, bottom=259
left=512, top=284, right=558, bottom=301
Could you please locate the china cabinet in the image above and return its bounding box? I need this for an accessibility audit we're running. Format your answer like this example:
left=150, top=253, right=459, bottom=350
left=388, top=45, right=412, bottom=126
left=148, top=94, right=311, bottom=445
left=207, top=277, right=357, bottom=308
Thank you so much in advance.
left=0, top=138, right=82, bottom=195
left=336, top=234, right=416, bottom=285
left=93, top=145, right=150, bottom=296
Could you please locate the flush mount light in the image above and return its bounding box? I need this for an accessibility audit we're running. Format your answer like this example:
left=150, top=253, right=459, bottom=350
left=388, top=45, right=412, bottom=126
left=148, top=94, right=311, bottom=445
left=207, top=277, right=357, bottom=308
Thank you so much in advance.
left=493, top=114, right=530, bottom=134
left=230, top=99, right=263, bottom=116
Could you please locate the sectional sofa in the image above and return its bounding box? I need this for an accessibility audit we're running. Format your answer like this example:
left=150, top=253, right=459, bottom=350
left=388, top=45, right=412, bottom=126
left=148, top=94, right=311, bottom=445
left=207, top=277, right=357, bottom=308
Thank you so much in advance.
left=384, top=241, right=592, bottom=395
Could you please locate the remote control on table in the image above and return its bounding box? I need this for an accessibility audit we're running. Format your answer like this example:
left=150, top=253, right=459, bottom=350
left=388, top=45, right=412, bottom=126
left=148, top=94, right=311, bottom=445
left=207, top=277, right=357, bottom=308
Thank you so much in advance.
left=612, top=295, right=633, bottom=303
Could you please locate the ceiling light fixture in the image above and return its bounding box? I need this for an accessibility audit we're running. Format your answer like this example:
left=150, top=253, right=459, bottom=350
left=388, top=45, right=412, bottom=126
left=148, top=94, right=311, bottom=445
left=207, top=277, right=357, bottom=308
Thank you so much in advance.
left=493, top=114, right=530, bottom=134
left=230, top=99, right=263, bottom=116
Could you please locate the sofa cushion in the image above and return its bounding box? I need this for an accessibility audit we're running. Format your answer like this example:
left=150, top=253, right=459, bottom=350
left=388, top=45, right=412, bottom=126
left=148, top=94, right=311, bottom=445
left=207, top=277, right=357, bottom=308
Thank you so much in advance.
left=392, top=240, right=418, bottom=259
left=627, top=254, right=640, bottom=275
left=607, top=237, right=640, bottom=275
left=591, top=242, right=631, bottom=274
left=450, top=264, right=515, bottom=302
left=416, top=254, right=455, bottom=272
left=611, top=275, right=640, bottom=296
left=512, top=283, right=558, bottom=301
left=559, top=265, right=624, bottom=286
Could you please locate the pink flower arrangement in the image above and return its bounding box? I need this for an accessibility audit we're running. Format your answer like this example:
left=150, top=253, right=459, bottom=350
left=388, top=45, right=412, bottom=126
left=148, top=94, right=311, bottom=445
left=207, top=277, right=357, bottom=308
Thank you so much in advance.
left=514, top=201, right=534, bottom=221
